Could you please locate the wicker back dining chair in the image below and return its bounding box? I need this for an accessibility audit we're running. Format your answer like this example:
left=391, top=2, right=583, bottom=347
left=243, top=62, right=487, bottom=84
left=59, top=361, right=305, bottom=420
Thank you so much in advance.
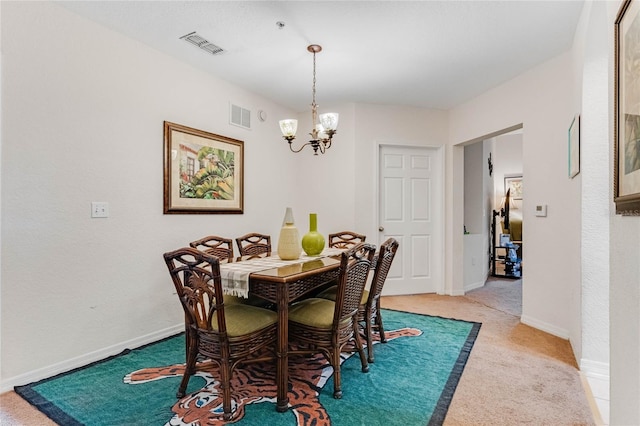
left=235, top=233, right=271, bottom=257
left=189, top=235, right=234, bottom=261
left=288, top=242, right=376, bottom=399
left=328, top=231, right=367, bottom=249
left=163, top=247, right=278, bottom=420
left=358, top=237, right=399, bottom=363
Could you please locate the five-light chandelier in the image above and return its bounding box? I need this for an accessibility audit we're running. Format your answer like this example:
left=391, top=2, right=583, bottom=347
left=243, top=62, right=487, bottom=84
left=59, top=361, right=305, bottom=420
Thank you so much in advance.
left=279, top=44, right=338, bottom=155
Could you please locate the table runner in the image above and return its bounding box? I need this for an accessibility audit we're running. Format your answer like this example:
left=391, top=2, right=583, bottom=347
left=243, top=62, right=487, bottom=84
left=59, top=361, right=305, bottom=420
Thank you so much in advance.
left=220, top=248, right=344, bottom=297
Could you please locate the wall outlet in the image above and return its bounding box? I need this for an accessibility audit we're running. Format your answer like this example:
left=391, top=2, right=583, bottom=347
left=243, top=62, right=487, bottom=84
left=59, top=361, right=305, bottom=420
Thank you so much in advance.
left=91, top=202, right=109, bottom=218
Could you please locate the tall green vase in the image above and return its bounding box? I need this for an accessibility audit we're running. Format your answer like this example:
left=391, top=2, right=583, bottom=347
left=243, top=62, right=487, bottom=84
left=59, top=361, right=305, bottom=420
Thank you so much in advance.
left=301, top=213, right=325, bottom=256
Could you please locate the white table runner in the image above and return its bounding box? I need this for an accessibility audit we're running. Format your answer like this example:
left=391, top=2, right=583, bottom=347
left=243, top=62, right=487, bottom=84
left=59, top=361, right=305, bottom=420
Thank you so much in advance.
left=219, top=247, right=344, bottom=297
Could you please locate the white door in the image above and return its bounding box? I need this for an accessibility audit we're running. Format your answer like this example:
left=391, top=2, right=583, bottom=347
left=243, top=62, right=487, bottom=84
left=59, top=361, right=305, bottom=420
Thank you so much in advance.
left=378, top=145, right=443, bottom=295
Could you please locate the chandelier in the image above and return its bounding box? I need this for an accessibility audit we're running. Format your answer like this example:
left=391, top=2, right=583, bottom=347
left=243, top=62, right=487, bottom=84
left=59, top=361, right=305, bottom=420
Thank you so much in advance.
left=279, top=44, right=339, bottom=155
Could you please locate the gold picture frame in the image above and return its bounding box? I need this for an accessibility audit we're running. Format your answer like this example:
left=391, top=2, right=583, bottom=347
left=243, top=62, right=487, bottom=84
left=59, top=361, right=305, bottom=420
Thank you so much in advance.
left=163, top=121, right=244, bottom=214
left=504, top=175, right=523, bottom=200
left=615, top=0, right=640, bottom=215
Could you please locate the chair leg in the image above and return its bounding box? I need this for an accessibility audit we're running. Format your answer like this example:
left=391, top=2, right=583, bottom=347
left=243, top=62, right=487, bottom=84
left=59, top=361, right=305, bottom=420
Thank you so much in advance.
left=177, top=340, right=197, bottom=398
left=221, top=362, right=233, bottom=420
left=365, top=315, right=375, bottom=363
left=353, top=320, right=369, bottom=373
left=332, top=349, right=343, bottom=399
left=376, top=302, right=387, bottom=343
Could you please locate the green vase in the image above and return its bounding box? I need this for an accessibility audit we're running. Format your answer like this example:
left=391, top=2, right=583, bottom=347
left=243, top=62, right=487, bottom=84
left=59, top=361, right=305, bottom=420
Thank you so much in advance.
left=301, top=213, right=325, bottom=256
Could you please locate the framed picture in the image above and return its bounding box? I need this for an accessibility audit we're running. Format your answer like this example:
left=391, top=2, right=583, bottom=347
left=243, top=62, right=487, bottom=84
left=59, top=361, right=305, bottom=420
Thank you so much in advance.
left=163, top=121, right=244, bottom=214
left=615, top=0, right=640, bottom=215
left=504, top=175, right=523, bottom=200
left=568, top=114, right=580, bottom=178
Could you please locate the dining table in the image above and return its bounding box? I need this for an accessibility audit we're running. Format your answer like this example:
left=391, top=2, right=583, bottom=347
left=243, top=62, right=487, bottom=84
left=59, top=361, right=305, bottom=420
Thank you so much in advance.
left=218, top=248, right=344, bottom=412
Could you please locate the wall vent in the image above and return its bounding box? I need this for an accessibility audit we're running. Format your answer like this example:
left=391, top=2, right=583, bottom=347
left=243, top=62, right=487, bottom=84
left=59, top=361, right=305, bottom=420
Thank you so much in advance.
left=180, top=32, right=225, bottom=55
left=230, top=104, right=251, bottom=129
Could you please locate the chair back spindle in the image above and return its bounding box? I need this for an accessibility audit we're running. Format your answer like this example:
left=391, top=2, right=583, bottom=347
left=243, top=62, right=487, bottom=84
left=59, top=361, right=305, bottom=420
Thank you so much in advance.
left=189, top=235, right=235, bottom=261
left=328, top=231, right=366, bottom=249
left=235, top=233, right=271, bottom=257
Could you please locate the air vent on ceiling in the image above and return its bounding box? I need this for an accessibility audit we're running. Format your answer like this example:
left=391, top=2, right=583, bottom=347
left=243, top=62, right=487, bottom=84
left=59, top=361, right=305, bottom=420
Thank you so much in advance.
left=180, top=32, right=225, bottom=55
left=230, top=103, right=251, bottom=129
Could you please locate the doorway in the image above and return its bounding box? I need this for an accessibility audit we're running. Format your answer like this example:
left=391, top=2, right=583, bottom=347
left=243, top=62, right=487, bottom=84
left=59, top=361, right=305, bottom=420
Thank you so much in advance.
left=462, top=128, right=523, bottom=313
left=377, top=144, right=444, bottom=295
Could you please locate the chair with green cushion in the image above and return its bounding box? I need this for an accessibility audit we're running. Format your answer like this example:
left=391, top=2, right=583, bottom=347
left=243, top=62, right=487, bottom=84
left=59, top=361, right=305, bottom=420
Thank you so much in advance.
left=190, top=235, right=270, bottom=307
left=235, top=233, right=272, bottom=257
left=189, top=235, right=235, bottom=261
left=288, top=242, right=376, bottom=399
left=358, top=238, right=399, bottom=363
left=328, top=231, right=367, bottom=249
left=163, top=247, right=277, bottom=421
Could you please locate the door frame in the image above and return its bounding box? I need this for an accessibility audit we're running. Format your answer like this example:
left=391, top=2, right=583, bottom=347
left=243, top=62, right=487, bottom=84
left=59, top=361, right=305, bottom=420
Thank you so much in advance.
left=374, top=142, right=446, bottom=295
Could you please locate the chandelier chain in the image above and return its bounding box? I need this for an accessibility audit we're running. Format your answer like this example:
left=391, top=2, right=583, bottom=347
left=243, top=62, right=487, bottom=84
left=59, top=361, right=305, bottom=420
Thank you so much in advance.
left=311, top=50, right=318, bottom=129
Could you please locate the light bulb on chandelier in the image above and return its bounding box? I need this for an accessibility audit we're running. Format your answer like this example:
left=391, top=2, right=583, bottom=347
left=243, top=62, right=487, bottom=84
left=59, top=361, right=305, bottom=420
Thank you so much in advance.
left=279, top=44, right=339, bottom=155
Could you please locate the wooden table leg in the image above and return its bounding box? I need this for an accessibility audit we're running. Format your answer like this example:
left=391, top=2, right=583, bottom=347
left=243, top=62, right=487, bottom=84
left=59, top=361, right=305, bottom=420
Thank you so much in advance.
left=275, top=284, right=289, bottom=412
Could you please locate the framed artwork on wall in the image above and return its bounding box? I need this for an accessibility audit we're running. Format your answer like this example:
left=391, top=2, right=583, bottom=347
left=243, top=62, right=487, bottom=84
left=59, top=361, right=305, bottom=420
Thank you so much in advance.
left=163, top=121, right=244, bottom=214
left=568, top=114, right=580, bottom=178
left=614, top=0, right=640, bottom=215
left=504, top=175, right=523, bottom=200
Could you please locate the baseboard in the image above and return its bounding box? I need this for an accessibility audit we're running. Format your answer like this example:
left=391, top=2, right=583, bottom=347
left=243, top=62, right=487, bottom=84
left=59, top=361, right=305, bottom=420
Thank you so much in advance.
left=520, top=314, right=570, bottom=339
left=580, top=359, right=610, bottom=425
left=463, top=280, right=485, bottom=293
left=0, top=324, right=183, bottom=393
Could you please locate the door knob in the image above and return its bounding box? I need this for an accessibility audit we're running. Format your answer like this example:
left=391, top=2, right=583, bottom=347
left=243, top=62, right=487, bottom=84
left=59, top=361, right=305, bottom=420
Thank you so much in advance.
left=379, top=226, right=384, bottom=232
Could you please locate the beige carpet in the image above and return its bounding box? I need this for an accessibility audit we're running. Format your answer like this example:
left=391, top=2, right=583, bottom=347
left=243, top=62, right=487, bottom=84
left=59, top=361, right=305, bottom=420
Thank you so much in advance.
left=1, top=278, right=595, bottom=425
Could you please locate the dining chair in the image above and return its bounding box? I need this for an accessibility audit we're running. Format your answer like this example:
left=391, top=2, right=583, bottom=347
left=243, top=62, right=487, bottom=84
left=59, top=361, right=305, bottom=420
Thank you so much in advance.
left=358, top=237, right=399, bottom=363
left=191, top=235, right=273, bottom=308
left=288, top=242, right=376, bottom=399
left=328, top=231, right=367, bottom=249
left=189, top=235, right=234, bottom=261
left=163, top=247, right=278, bottom=420
left=235, top=233, right=272, bottom=257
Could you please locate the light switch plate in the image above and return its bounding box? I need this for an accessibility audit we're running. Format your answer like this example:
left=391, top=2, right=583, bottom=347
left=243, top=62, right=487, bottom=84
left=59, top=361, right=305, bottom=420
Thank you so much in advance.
left=91, top=202, right=109, bottom=218
left=535, top=204, right=547, bottom=217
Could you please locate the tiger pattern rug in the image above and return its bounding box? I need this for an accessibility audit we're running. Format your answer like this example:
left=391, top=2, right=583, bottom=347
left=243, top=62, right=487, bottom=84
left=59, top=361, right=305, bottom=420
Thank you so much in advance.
left=124, top=327, right=422, bottom=425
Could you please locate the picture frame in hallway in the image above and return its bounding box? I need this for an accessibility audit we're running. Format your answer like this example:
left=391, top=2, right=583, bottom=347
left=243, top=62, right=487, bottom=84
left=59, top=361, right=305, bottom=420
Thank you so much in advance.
left=163, top=121, right=244, bottom=214
left=568, top=114, right=580, bottom=178
left=504, top=175, right=523, bottom=200
left=614, top=0, right=640, bottom=215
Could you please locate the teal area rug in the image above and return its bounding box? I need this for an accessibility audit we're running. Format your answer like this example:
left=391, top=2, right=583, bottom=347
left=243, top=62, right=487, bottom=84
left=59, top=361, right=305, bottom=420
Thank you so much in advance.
left=15, top=310, right=480, bottom=425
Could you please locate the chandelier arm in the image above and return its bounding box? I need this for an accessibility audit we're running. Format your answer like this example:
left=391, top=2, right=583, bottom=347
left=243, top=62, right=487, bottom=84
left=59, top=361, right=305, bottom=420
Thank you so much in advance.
left=287, top=140, right=313, bottom=153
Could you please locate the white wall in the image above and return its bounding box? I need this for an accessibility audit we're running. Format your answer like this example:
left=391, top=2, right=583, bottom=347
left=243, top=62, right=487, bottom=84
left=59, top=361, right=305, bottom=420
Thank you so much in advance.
left=574, top=1, right=611, bottom=422
left=606, top=0, right=640, bottom=424
left=449, top=52, right=581, bottom=338
left=0, top=1, right=354, bottom=386
left=463, top=142, right=487, bottom=290
left=351, top=103, right=449, bottom=253
left=0, top=0, right=4, bottom=383
left=464, top=142, right=484, bottom=234
left=290, top=103, right=358, bottom=237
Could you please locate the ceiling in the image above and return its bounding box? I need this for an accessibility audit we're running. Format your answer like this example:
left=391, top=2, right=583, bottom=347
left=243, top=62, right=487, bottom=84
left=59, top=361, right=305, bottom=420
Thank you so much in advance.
left=56, top=1, right=585, bottom=112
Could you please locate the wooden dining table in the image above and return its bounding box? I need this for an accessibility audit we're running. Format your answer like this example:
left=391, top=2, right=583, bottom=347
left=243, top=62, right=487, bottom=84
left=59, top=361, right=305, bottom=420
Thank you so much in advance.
left=219, top=251, right=342, bottom=412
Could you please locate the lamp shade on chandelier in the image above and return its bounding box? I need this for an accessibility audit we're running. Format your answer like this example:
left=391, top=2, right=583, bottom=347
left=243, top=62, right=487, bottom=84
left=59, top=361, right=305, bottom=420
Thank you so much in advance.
left=279, top=44, right=338, bottom=155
